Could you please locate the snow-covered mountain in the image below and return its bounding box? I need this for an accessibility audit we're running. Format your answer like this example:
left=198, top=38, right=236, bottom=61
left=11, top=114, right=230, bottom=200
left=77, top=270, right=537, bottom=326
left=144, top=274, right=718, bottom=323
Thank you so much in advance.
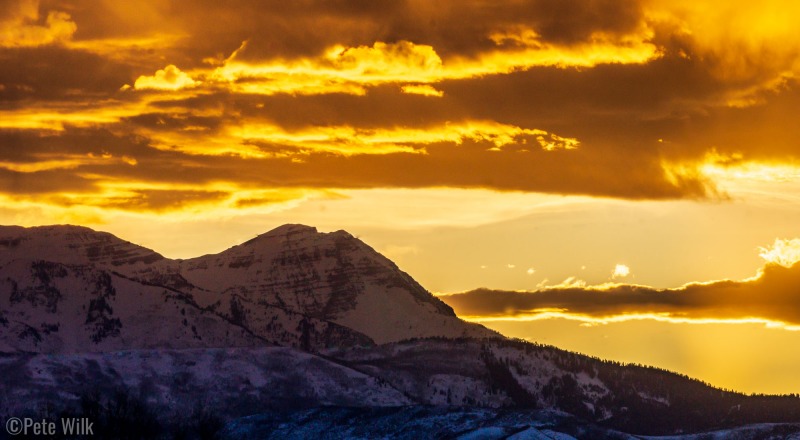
left=0, top=347, right=411, bottom=420
left=176, top=224, right=493, bottom=344
left=2, top=224, right=800, bottom=439
left=0, top=224, right=495, bottom=353
left=4, top=337, right=800, bottom=438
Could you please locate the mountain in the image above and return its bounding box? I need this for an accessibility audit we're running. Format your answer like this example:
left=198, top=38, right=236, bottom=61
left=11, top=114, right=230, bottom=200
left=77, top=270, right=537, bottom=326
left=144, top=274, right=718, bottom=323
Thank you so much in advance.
left=2, top=224, right=800, bottom=439
left=0, top=224, right=495, bottom=353
left=0, top=347, right=411, bottom=420
left=4, top=338, right=800, bottom=438
left=176, top=224, right=491, bottom=344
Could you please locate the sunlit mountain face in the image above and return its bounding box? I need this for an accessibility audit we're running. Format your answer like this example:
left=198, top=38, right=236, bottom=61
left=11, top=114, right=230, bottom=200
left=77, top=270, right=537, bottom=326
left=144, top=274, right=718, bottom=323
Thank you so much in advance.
left=2, top=0, right=800, bottom=394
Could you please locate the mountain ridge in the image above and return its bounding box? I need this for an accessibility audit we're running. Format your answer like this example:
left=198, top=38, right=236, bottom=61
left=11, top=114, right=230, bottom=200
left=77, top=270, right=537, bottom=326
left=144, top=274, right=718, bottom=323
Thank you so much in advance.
left=0, top=223, right=496, bottom=353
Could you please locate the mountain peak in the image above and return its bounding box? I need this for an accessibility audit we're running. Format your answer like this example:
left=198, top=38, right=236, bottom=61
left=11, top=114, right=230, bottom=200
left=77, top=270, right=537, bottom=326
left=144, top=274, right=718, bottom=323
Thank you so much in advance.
left=1, top=224, right=98, bottom=239
left=239, top=224, right=319, bottom=247
left=264, top=223, right=318, bottom=237
left=178, top=224, right=496, bottom=343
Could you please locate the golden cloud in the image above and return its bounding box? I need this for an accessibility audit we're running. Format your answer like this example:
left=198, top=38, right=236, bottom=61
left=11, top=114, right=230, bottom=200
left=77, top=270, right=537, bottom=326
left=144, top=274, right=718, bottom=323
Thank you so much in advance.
left=442, top=249, right=800, bottom=330
left=4, top=0, right=800, bottom=216
left=0, top=1, right=76, bottom=47
left=133, top=65, right=198, bottom=91
left=139, top=119, right=572, bottom=158
left=644, top=0, right=800, bottom=106
left=135, top=34, right=660, bottom=97
left=400, top=84, right=444, bottom=97
left=0, top=153, right=135, bottom=172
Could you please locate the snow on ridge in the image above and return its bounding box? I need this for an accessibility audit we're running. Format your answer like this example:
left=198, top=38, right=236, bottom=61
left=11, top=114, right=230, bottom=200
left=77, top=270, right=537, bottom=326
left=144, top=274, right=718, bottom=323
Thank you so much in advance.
left=0, top=346, right=412, bottom=419
left=0, top=224, right=164, bottom=268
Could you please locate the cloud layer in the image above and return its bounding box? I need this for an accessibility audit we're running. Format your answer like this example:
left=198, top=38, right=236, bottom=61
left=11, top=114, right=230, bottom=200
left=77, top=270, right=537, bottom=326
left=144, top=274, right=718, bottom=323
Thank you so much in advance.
left=442, top=257, right=800, bottom=329
left=2, top=0, right=800, bottom=216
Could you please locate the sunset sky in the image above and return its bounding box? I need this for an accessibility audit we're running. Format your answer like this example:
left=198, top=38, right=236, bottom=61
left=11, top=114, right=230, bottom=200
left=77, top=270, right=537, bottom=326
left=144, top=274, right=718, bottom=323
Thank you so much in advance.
left=3, top=0, right=800, bottom=394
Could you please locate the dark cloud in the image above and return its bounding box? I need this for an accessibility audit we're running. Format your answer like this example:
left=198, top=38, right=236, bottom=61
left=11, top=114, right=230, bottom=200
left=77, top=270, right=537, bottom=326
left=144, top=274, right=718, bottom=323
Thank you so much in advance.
left=86, top=189, right=230, bottom=212
left=36, top=0, right=649, bottom=62
left=166, top=0, right=648, bottom=61
left=666, top=82, right=800, bottom=160
left=1, top=0, right=800, bottom=211
left=0, top=46, right=136, bottom=102
left=0, top=121, right=708, bottom=212
left=0, top=168, right=95, bottom=194
left=0, top=128, right=155, bottom=162
left=123, top=112, right=225, bottom=133
left=441, top=262, right=800, bottom=326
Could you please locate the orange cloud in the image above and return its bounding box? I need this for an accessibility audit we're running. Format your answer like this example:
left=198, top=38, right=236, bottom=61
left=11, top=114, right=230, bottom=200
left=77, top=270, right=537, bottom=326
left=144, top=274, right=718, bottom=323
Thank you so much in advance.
left=5, top=0, right=800, bottom=213
left=644, top=0, right=800, bottom=106
left=139, top=120, right=572, bottom=158
left=140, top=31, right=658, bottom=98
left=0, top=1, right=76, bottom=47
left=0, top=153, right=135, bottom=172
left=400, top=84, right=444, bottom=97
left=442, top=251, right=800, bottom=330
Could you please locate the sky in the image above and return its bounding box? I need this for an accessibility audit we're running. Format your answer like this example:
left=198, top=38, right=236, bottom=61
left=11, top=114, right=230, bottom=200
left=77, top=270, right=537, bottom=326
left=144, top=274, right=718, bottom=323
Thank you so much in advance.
left=2, top=0, right=800, bottom=394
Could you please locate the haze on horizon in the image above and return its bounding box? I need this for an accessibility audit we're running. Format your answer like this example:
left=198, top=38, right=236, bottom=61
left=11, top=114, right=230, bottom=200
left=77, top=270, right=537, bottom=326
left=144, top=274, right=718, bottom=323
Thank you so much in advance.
left=2, top=0, right=800, bottom=394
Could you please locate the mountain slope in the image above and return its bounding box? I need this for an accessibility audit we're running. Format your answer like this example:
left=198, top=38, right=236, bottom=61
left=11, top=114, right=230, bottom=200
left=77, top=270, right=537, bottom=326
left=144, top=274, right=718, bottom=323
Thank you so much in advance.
left=0, top=347, right=411, bottom=420
left=328, top=337, right=800, bottom=435
left=0, top=257, right=372, bottom=353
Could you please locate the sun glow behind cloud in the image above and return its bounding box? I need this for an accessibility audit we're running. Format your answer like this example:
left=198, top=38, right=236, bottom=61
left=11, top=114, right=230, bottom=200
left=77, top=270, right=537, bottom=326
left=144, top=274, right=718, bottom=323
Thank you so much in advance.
left=479, top=316, right=800, bottom=394
left=759, top=238, right=800, bottom=268
left=462, top=310, right=800, bottom=332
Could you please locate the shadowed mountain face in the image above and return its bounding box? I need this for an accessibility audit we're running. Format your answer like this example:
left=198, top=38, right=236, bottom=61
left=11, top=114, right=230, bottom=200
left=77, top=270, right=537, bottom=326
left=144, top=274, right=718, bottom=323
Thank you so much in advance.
left=0, top=224, right=495, bottom=353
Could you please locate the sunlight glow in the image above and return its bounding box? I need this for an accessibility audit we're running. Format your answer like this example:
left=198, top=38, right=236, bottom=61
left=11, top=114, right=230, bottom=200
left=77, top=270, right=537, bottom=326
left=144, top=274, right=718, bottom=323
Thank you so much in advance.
left=463, top=310, right=800, bottom=331
left=133, top=65, right=199, bottom=90
left=612, top=264, right=631, bottom=279
left=759, top=238, right=800, bottom=268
